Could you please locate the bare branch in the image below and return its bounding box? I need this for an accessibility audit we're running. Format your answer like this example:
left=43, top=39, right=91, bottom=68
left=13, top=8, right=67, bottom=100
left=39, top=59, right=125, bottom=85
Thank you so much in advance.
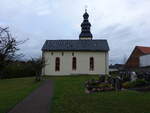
left=0, top=27, right=26, bottom=70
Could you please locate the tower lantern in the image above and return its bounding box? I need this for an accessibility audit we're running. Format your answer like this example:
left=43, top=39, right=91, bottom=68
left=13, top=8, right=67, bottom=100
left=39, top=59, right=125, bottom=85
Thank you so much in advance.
left=79, top=9, right=93, bottom=40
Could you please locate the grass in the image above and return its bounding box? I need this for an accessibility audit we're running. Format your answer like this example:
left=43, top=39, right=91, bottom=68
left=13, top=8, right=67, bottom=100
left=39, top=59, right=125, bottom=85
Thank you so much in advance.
left=51, top=76, right=150, bottom=113
left=0, top=77, right=42, bottom=113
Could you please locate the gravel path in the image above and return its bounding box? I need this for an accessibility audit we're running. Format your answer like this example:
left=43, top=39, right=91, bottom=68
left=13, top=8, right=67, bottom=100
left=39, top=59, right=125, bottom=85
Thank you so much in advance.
left=8, top=80, right=53, bottom=113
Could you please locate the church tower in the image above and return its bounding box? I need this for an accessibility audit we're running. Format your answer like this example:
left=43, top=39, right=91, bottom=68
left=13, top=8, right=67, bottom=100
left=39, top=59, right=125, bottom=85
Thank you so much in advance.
left=79, top=9, right=93, bottom=40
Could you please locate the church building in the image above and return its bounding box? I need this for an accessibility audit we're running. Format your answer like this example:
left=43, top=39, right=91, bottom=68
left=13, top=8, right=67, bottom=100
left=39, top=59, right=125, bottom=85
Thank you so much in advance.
left=42, top=10, right=109, bottom=76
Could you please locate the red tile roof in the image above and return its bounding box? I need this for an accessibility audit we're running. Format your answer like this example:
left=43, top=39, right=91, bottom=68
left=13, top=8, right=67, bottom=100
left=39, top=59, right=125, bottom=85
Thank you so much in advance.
left=137, top=46, right=150, bottom=54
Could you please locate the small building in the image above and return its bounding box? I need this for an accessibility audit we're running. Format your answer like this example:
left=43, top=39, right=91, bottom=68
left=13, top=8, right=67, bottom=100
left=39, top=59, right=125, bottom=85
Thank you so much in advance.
left=109, top=64, right=124, bottom=72
left=42, top=10, right=109, bottom=76
left=125, top=46, right=150, bottom=68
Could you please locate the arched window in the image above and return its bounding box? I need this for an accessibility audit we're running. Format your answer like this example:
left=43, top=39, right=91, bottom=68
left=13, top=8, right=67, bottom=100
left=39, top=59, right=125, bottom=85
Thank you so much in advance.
left=90, top=57, right=94, bottom=71
left=72, top=57, right=77, bottom=70
left=55, top=57, right=60, bottom=71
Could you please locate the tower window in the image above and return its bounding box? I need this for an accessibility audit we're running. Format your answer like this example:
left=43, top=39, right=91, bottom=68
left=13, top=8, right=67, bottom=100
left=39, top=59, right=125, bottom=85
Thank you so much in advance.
left=72, top=52, right=74, bottom=56
left=62, top=52, right=64, bottom=56
left=72, top=57, right=77, bottom=70
left=55, top=57, right=60, bottom=71
left=90, top=57, right=94, bottom=71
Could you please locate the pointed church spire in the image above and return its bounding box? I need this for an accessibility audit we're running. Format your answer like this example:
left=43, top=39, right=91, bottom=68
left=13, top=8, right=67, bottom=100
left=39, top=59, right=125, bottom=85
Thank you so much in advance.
left=79, top=8, right=93, bottom=40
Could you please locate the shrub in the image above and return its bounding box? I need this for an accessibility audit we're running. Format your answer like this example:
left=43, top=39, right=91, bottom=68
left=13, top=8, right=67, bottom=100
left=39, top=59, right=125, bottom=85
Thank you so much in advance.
left=122, top=81, right=133, bottom=89
left=122, top=79, right=148, bottom=89
left=133, top=79, right=148, bottom=87
left=0, top=57, right=43, bottom=79
left=2, top=63, right=36, bottom=78
left=98, top=83, right=112, bottom=88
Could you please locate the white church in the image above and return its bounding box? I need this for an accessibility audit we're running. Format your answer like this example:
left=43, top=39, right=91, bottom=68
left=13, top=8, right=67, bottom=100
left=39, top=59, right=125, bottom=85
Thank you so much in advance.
left=42, top=10, right=109, bottom=76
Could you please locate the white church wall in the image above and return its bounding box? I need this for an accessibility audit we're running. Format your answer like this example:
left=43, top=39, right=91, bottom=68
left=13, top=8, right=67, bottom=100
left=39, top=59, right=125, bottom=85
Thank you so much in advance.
left=42, top=51, right=109, bottom=76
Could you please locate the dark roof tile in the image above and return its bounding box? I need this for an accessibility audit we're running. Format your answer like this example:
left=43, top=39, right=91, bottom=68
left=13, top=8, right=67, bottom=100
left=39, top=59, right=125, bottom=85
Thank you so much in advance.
left=42, top=40, right=109, bottom=52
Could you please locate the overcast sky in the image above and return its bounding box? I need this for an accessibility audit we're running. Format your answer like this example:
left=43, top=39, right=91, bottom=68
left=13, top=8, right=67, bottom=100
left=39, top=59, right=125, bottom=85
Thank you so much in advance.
left=1, top=0, right=150, bottom=64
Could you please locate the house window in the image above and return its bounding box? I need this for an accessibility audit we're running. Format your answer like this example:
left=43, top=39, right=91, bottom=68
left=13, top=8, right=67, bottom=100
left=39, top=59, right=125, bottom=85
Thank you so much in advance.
left=90, top=57, right=94, bottom=71
left=72, top=57, right=77, bottom=70
left=55, top=57, right=60, bottom=71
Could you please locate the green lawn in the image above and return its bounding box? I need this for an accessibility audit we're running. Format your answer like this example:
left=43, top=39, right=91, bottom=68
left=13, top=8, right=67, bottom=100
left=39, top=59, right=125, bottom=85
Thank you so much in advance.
left=51, top=76, right=150, bottom=113
left=0, top=77, right=42, bottom=113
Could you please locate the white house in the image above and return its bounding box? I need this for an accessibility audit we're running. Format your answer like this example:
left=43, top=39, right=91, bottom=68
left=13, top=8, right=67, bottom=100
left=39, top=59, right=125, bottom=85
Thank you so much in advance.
left=42, top=10, right=109, bottom=76
left=140, top=54, right=150, bottom=67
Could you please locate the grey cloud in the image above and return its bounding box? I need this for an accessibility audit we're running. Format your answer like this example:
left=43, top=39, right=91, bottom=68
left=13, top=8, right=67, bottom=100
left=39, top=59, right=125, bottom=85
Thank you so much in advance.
left=0, top=0, right=150, bottom=64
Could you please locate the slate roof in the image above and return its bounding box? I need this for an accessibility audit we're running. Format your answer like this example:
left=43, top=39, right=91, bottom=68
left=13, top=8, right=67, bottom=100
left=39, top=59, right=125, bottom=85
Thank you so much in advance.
left=42, top=40, right=109, bottom=52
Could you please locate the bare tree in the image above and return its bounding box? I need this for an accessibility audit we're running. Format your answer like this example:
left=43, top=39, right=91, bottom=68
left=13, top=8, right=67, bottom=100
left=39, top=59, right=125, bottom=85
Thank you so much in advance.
left=122, top=54, right=127, bottom=64
left=0, top=27, right=25, bottom=72
left=28, top=56, right=46, bottom=81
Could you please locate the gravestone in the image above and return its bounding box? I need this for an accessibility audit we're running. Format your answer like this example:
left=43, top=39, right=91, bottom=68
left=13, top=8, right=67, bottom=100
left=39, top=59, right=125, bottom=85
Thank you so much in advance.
left=99, top=74, right=105, bottom=83
left=115, top=77, right=122, bottom=91
left=131, top=71, right=137, bottom=81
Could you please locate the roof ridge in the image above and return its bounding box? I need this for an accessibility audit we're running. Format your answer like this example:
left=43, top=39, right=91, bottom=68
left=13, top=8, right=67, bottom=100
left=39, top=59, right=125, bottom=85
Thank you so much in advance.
left=46, top=39, right=107, bottom=41
left=136, top=46, right=150, bottom=48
